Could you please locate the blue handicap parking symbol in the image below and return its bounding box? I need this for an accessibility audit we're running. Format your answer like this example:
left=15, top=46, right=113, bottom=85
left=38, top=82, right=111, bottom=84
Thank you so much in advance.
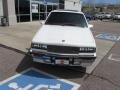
left=96, top=33, right=120, bottom=41
left=0, top=68, right=80, bottom=90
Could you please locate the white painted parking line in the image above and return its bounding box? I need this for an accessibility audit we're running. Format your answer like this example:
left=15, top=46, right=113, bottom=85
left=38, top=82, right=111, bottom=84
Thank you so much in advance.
left=108, top=54, right=120, bottom=62
left=86, top=39, right=115, bottom=74
left=86, top=57, right=102, bottom=74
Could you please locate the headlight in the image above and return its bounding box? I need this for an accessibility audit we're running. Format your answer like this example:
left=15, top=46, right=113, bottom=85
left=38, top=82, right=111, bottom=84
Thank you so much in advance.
left=79, top=47, right=96, bottom=52
left=31, top=43, right=47, bottom=50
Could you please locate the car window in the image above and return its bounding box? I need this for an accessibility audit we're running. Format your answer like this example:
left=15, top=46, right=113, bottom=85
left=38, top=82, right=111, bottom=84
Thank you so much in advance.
left=45, top=12, right=88, bottom=28
left=101, top=13, right=105, bottom=14
left=116, top=13, right=120, bottom=15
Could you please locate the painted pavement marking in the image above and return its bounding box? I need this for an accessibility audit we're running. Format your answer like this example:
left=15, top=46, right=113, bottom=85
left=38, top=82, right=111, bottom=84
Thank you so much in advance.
left=108, top=54, right=120, bottom=62
left=96, top=33, right=120, bottom=41
left=0, top=68, right=80, bottom=90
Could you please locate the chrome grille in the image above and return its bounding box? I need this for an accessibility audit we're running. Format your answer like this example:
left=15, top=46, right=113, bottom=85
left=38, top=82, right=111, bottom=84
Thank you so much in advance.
left=47, top=45, right=79, bottom=54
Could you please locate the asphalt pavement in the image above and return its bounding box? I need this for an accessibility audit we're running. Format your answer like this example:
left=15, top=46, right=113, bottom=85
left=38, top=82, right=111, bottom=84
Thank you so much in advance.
left=0, top=21, right=120, bottom=90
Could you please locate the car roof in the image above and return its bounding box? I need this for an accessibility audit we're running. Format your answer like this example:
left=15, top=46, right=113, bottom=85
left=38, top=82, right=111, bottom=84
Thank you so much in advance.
left=51, top=9, right=84, bottom=14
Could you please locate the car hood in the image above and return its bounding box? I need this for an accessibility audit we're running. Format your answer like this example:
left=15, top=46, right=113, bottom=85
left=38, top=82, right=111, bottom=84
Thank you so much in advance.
left=32, top=25, right=96, bottom=47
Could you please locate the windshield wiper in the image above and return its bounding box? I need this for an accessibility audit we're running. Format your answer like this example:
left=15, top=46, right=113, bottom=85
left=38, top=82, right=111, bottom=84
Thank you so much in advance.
left=45, top=23, right=57, bottom=25
left=46, top=23, right=82, bottom=27
left=60, top=23, right=79, bottom=26
left=45, top=22, right=63, bottom=25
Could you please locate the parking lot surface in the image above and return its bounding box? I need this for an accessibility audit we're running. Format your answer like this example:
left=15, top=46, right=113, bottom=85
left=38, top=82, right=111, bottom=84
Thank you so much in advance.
left=0, top=21, right=120, bottom=90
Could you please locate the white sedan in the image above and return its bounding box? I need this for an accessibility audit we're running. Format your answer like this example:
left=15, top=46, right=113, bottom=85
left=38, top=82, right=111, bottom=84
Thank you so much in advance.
left=113, top=13, right=120, bottom=20
left=30, top=10, right=96, bottom=67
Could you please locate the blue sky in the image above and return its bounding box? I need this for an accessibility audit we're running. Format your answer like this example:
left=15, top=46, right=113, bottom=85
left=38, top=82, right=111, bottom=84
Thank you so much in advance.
left=83, top=0, right=120, bottom=4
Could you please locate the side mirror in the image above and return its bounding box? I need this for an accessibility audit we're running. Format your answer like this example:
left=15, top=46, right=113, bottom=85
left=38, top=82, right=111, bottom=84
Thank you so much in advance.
left=40, top=21, right=45, bottom=25
left=88, top=24, right=93, bottom=28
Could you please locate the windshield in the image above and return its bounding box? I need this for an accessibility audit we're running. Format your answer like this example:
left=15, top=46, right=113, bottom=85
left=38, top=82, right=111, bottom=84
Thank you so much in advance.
left=45, top=12, right=88, bottom=28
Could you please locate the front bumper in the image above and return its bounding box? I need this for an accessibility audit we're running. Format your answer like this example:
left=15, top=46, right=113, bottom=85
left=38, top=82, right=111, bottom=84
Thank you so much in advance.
left=30, top=49, right=96, bottom=67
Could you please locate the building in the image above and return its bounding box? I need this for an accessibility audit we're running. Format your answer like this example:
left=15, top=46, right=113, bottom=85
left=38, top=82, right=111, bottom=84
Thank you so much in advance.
left=0, top=0, right=82, bottom=26
left=65, top=0, right=82, bottom=11
left=0, top=0, right=3, bottom=24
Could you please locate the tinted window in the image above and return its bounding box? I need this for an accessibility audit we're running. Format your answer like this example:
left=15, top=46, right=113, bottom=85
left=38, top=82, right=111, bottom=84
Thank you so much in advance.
left=45, top=12, right=88, bottom=28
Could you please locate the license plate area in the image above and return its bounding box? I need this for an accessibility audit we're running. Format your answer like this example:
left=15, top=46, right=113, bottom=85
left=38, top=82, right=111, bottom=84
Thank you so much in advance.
left=55, top=59, right=69, bottom=65
left=35, top=54, right=71, bottom=65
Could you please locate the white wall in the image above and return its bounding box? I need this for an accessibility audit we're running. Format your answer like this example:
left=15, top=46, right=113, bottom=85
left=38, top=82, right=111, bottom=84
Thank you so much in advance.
left=0, top=0, right=3, bottom=16
left=2, top=0, right=17, bottom=25
left=0, top=0, right=3, bottom=24
left=65, top=0, right=82, bottom=11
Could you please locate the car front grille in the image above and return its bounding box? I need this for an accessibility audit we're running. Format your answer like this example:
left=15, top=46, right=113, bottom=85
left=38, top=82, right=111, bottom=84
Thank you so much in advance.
left=47, top=45, right=80, bottom=54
